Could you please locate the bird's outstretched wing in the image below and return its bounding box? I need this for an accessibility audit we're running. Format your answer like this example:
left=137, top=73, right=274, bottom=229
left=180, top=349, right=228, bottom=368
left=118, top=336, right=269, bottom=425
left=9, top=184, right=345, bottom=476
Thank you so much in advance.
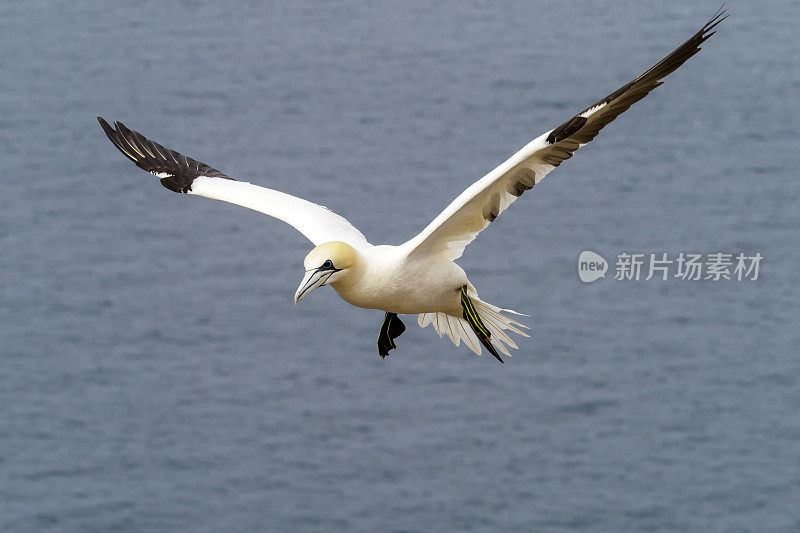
left=98, top=118, right=370, bottom=248
left=404, top=8, right=726, bottom=261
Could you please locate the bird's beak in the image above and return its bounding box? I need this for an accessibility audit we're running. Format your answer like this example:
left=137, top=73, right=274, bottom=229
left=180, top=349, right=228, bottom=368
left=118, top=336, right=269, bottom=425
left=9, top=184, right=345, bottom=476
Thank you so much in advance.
left=294, top=269, right=330, bottom=304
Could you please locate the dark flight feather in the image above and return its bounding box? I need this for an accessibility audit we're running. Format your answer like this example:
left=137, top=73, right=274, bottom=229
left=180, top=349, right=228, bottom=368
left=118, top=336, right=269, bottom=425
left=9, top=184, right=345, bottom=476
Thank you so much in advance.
left=97, top=117, right=233, bottom=193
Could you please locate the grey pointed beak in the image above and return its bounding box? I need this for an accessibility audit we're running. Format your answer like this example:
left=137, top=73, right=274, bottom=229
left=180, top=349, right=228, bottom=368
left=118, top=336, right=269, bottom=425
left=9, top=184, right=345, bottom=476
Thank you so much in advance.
left=294, top=269, right=330, bottom=304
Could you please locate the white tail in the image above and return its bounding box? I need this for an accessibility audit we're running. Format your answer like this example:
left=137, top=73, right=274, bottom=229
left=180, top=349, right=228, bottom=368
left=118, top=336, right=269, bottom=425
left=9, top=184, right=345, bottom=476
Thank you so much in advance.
left=418, top=299, right=529, bottom=356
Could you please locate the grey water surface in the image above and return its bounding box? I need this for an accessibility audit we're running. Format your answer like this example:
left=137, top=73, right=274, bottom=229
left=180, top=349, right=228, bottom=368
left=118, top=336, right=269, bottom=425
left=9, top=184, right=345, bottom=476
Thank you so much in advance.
left=2, top=1, right=799, bottom=531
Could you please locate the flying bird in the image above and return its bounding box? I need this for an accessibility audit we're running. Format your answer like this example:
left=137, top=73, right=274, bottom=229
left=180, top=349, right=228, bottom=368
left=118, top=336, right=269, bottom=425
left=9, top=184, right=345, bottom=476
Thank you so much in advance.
left=98, top=8, right=725, bottom=362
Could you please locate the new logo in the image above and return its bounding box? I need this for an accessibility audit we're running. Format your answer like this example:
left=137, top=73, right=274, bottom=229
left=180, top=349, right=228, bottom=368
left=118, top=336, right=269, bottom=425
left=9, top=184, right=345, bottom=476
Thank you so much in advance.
left=578, top=251, right=608, bottom=283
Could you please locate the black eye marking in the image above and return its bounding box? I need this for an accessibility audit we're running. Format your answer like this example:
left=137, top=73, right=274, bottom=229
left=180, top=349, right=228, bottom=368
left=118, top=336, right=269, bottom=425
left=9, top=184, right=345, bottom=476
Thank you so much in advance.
left=322, top=260, right=334, bottom=269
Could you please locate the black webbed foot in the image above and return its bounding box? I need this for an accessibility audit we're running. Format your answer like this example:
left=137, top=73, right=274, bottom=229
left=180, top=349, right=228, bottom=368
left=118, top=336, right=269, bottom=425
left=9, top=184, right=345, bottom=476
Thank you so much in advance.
left=377, top=312, right=406, bottom=359
left=460, top=286, right=504, bottom=363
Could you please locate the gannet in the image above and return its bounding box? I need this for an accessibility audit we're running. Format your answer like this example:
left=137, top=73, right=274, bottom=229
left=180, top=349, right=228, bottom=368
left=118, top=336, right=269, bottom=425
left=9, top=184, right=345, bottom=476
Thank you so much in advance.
left=98, top=9, right=725, bottom=362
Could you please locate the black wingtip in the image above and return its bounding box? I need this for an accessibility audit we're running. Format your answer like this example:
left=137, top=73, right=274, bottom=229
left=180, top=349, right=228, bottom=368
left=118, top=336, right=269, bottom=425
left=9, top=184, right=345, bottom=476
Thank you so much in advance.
left=97, top=116, right=139, bottom=164
left=97, top=117, right=233, bottom=192
left=97, top=116, right=117, bottom=136
left=113, top=120, right=131, bottom=137
left=703, top=4, right=728, bottom=36
left=97, top=116, right=112, bottom=132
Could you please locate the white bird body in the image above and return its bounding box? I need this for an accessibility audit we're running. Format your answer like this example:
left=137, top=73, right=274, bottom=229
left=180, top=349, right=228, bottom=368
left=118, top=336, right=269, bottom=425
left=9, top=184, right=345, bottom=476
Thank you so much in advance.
left=98, top=8, right=725, bottom=362
left=191, top=174, right=472, bottom=314
left=328, top=244, right=468, bottom=316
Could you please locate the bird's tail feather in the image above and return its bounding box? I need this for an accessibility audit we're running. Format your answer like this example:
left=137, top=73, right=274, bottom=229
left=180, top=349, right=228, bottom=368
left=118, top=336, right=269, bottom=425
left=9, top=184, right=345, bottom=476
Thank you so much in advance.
left=418, top=299, right=529, bottom=357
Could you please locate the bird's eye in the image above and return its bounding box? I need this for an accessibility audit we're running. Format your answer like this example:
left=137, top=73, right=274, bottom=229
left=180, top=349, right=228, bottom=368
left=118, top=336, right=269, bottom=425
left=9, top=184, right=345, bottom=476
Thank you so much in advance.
left=322, top=260, right=333, bottom=269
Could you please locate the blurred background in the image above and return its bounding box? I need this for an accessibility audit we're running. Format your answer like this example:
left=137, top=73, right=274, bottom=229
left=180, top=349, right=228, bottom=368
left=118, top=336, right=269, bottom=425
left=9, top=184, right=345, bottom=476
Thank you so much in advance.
left=1, top=1, right=798, bottom=531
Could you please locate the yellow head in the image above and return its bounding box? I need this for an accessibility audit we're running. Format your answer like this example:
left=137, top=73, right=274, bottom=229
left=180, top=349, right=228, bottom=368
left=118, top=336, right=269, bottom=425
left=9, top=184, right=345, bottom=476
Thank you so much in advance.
left=294, top=241, right=358, bottom=303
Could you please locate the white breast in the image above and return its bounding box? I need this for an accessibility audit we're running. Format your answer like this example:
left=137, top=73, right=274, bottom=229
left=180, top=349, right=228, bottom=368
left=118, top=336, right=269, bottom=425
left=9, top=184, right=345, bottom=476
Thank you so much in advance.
left=330, top=245, right=467, bottom=315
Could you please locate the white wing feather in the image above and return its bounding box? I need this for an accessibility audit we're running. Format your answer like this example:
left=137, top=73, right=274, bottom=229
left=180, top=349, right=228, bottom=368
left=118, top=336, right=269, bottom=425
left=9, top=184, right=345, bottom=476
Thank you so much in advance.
left=404, top=9, right=725, bottom=261
left=189, top=177, right=370, bottom=248
left=404, top=131, right=556, bottom=260
left=98, top=118, right=370, bottom=248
